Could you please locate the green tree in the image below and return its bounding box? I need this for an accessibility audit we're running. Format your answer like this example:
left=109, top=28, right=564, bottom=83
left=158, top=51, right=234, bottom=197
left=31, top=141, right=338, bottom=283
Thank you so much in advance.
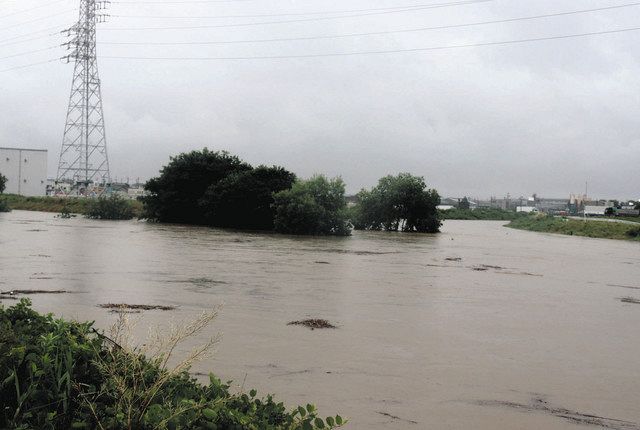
left=353, top=173, right=441, bottom=233
left=273, top=175, right=351, bottom=236
left=142, top=149, right=251, bottom=223
left=202, top=165, right=296, bottom=230
left=459, top=196, right=471, bottom=210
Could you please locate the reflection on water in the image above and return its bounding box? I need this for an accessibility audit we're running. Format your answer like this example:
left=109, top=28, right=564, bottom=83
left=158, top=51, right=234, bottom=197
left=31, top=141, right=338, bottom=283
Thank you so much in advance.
left=1, top=210, right=640, bottom=429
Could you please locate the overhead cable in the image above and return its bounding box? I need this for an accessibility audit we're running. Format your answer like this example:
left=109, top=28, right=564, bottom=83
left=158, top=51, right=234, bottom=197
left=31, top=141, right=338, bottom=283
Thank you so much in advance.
left=100, top=2, right=640, bottom=46
left=101, top=0, right=493, bottom=31
left=100, top=26, right=640, bottom=61
left=112, top=3, right=477, bottom=19
left=0, top=0, right=69, bottom=20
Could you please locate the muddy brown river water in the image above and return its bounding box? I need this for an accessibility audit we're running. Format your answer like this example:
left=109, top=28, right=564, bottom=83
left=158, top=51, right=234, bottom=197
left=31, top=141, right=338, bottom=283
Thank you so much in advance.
left=1, top=210, right=639, bottom=429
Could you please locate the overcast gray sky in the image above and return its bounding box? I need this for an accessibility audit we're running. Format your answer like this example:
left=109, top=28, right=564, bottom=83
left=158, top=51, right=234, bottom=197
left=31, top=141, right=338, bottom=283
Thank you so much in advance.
left=1, top=0, right=639, bottom=199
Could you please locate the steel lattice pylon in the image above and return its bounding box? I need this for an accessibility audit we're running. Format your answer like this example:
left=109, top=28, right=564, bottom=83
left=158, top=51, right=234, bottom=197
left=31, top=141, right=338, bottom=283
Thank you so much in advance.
left=57, top=0, right=110, bottom=192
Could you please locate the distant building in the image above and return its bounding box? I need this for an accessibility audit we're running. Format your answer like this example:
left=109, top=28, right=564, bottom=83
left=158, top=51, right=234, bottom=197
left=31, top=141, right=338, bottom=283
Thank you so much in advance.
left=583, top=206, right=608, bottom=216
left=0, top=147, right=48, bottom=196
left=516, top=206, right=538, bottom=213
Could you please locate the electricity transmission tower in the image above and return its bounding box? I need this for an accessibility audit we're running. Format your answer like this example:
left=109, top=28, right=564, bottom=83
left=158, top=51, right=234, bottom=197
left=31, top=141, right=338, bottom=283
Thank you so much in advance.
left=56, top=0, right=110, bottom=193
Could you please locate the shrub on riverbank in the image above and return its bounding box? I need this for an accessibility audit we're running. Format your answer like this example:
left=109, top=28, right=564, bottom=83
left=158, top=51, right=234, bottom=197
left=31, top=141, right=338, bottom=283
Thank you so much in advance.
left=507, top=215, right=640, bottom=241
left=0, top=299, right=343, bottom=429
left=0, top=194, right=143, bottom=216
left=0, top=174, right=9, bottom=212
left=273, top=175, right=351, bottom=236
left=351, top=173, right=441, bottom=233
left=85, top=194, right=136, bottom=220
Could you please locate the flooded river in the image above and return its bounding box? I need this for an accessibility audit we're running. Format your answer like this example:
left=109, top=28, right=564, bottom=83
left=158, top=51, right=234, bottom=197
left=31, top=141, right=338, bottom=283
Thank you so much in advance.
left=1, top=210, right=639, bottom=429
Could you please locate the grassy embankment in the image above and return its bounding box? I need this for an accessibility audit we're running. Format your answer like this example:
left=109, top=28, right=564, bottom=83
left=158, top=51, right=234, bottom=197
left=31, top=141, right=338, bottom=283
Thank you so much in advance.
left=439, top=208, right=528, bottom=220
left=0, top=193, right=143, bottom=217
left=508, top=215, right=640, bottom=241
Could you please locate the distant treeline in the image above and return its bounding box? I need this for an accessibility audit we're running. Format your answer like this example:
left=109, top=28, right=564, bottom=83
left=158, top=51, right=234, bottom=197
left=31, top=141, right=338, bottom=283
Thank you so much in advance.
left=141, top=149, right=442, bottom=236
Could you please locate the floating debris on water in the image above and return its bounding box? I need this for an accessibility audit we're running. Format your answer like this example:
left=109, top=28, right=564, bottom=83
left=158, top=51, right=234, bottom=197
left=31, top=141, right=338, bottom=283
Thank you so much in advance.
left=620, top=297, right=640, bottom=305
left=1, top=289, right=68, bottom=295
left=376, top=411, right=418, bottom=425
left=288, top=319, right=337, bottom=330
left=475, top=396, right=640, bottom=430
left=98, top=303, right=176, bottom=311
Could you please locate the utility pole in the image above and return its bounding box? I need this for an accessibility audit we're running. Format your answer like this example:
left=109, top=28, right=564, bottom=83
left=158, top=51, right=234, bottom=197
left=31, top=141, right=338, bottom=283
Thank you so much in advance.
left=56, top=0, right=110, bottom=194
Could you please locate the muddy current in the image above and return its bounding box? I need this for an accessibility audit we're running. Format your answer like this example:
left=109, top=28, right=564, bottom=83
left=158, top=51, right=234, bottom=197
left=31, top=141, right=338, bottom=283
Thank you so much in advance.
left=1, top=210, right=639, bottom=429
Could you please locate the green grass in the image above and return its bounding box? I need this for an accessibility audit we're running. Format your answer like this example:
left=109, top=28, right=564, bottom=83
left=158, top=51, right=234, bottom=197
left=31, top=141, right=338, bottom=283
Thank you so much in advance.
left=439, top=208, right=527, bottom=221
left=507, top=215, right=640, bottom=241
left=0, top=194, right=143, bottom=217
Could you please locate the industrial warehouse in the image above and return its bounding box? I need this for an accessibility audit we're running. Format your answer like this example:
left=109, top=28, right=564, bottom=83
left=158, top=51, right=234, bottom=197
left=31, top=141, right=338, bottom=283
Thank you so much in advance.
left=0, top=147, right=47, bottom=196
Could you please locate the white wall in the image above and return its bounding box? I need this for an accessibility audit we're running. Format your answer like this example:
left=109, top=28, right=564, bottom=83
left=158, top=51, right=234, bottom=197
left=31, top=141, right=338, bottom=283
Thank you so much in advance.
left=0, top=147, right=48, bottom=196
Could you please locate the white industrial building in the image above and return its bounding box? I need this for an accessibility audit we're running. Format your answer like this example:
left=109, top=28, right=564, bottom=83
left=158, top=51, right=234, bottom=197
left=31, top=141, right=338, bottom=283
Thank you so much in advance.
left=0, top=147, right=48, bottom=196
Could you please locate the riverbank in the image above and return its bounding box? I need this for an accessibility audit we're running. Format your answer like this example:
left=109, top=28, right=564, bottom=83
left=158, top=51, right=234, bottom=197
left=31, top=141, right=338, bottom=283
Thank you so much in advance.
left=439, top=208, right=527, bottom=220
left=507, top=215, right=640, bottom=241
left=0, top=194, right=142, bottom=216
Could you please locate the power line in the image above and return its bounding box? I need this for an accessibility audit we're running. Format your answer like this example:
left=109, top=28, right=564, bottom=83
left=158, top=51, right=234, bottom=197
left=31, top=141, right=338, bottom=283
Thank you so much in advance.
left=100, top=2, right=640, bottom=47
left=0, top=10, right=76, bottom=32
left=0, top=45, right=59, bottom=60
left=0, top=26, right=63, bottom=44
left=0, top=32, right=55, bottom=48
left=101, top=0, right=493, bottom=31
left=0, top=0, right=69, bottom=20
left=0, top=57, right=58, bottom=73
left=111, top=3, right=471, bottom=20
left=99, top=26, right=640, bottom=61
left=114, top=0, right=270, bottom=3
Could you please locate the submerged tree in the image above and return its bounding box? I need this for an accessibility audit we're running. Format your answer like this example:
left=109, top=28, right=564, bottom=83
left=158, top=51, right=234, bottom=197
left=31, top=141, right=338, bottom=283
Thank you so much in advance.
left=202, top=165, right=296, bottom=230
left=352, top=173, right=441, bottom=233
left=273, top=175, right=351, bottom=236
left=142, top=149, right=251, bottom=224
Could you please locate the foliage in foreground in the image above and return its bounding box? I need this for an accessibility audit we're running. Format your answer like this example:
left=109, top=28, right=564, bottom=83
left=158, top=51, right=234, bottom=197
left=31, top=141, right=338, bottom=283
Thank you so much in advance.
left=273, top=175, right=351, bottom=236
left=85, top=194, right=136, bottom=220
left=351, top=173, right=441, bottom=233
left=0, top=300, right=344, bottom=430
left=507, top=214, right=640, bottom=241
left=439, top=208, right=527, bottom=221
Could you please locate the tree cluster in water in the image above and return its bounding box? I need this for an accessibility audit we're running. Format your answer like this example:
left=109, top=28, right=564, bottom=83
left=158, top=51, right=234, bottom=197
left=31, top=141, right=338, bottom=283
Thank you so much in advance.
left=141, top=149, right=441, bottom=235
